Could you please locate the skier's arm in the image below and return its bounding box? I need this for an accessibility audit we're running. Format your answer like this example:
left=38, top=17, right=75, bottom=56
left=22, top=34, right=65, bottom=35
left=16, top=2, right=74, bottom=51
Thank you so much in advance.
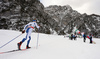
left=23, top=24, right=28, bottom=30
left=22, top=23, right=29, bottom=33
left=22, top=25, right=27, bottom=34
left=35, top=22, right=40, bottom=29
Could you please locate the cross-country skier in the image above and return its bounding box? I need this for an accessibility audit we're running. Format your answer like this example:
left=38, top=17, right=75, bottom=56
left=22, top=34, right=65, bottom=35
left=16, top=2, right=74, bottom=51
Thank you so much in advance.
left=17, top=18, right=40, bottom=50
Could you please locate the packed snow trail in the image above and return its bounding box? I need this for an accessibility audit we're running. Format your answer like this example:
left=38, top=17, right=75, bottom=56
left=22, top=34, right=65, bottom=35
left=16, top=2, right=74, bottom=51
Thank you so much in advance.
left=0, top=48, right=31, bottom=54
left=0, top=30, right=100, bottom=59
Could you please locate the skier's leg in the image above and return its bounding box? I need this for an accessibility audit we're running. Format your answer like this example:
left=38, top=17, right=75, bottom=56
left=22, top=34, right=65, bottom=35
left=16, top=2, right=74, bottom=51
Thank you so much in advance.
left=21, top=28, right=31, bottom=43
left=85, top=38, right=86, bottom=42
left=17, top=33, right=28, bottom=50
left=17, top=28, right=30, bottom=50
left=90, top=39, right=92, bottom=43
left=26, top=30, right=32, bottom=49
left=26, top=36, right=31, bottom=49
left=84, top=37, right=86, bottom=42
left=21, top=34, right=28, bottom=43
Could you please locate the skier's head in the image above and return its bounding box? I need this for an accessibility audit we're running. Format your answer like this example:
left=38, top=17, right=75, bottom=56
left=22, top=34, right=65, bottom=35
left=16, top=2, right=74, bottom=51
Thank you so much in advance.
left=33, top=18, right=36, bottom=22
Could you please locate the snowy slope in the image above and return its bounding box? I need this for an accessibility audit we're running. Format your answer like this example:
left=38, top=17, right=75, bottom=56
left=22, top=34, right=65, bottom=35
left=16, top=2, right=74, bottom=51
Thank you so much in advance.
left=0, top=30, right=100, bottom=59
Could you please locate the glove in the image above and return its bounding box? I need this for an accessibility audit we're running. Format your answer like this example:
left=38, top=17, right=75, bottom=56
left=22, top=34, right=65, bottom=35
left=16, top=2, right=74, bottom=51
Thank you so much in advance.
left=22, top=30, right=25, bottom=33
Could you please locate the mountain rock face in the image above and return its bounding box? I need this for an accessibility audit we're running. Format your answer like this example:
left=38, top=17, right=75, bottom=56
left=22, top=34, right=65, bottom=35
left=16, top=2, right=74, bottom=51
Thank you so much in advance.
left=44, top=5, right=100, bottom=37
left=0, top=0, right=100, bottom=38
left=0, top=0, right=60, bottom=34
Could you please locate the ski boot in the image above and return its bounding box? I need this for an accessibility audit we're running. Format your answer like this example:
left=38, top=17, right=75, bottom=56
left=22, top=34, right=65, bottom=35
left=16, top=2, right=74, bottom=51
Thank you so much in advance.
left=17, top=42, right=22, bottom=50
left=26, top=45, right=31, bottom=49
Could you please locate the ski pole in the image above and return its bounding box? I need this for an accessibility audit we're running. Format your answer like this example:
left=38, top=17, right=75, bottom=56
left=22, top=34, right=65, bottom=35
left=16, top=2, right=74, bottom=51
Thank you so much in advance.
left=0, top=33, right=23, bottom=49
left=36, top=29, right=39, bottom=49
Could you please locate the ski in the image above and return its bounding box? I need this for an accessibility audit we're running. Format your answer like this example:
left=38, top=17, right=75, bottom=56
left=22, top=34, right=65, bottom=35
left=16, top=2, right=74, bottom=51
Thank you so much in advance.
left=93, top=41, right=96, bottom=44
left=0, top=48, right=30, bottom=54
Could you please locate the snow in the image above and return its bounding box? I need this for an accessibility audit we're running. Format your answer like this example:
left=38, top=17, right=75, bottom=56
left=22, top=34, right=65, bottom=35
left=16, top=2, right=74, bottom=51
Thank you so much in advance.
left=0, top=30, right=100, bottom=59
left=85, top=24, right=91, bottom=31
left=72, top=26, right=77, bottom=33
left=96, top=17, right=100, bottom=21
left=92, top=25, right=96, bottom=29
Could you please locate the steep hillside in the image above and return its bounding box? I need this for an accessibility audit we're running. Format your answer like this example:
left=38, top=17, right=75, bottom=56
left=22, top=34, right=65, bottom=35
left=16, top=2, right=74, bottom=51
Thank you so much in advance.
left=0, top=0, right=100, bottom=37
left=44, top=5, right=100, bottom=37
left=0, top=0, right=59, bottom=34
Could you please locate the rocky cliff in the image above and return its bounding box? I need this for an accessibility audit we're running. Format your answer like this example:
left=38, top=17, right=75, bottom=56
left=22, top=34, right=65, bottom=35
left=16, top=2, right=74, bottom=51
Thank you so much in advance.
left=0, top=0, right=60, bottom=34
left=44, top=5, right=100, bottom=37
left=0, top=0, right=100, bottom=38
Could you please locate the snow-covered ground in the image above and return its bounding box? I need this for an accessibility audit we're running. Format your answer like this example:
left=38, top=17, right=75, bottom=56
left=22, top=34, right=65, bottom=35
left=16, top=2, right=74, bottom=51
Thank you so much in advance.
left=0, top=30, right=100, bottom=59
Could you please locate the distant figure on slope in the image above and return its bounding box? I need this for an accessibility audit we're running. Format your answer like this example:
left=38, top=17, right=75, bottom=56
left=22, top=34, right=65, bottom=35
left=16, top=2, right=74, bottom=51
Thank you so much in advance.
left=83, top=33, right=87, bottom=42
left=89, top=34, right=93, bottom=44
left=17, top=18, right=40, bottom=50
left=73, top=33, right=77, bottom=40
left=71, top=34, right=73, bottom=40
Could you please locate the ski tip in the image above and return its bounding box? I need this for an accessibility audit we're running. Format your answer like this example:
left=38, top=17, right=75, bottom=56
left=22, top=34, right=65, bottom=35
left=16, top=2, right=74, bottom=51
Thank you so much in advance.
left=0, top=52, right=4, bottom=54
